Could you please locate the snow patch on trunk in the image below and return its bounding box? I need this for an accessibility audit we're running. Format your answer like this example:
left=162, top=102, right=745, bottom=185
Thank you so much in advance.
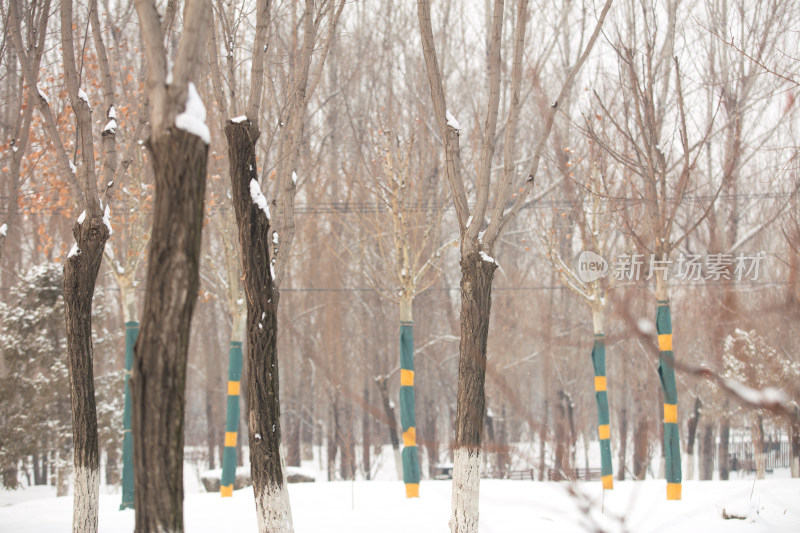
left=446, top=111, right=460, bottom=130
left=72, top=466, right=99, bottom=533
left=450, top=448, right=480, bottom=533
left=37, top=86, right=49, bottom=104
left=250, top=179, right=270, bottom=219
left=103, top=204, right=113, bottom=235
left=175, top=82, right=210, bottom=144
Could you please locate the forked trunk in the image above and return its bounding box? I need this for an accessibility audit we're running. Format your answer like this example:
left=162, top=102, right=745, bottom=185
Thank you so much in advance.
left=132, top=129, right=208, bottom=532
left=450, top=252, right=496, bottom=533
left=64, top=215, right=109, bottom=533
left=225, top=121, right=293, bottom=532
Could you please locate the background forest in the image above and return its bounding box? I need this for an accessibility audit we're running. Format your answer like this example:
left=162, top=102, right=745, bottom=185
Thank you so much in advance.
left=0, top=0, right=799, bottom=530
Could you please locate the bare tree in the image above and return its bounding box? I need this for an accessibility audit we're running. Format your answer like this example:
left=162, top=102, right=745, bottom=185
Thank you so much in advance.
left=416, top=0, right=612, bottom=529
left=211, top=0, right=344, bottom=528
left=131, top=0, right=210, bottom=529
left=8, top=0, right=128, bottom=528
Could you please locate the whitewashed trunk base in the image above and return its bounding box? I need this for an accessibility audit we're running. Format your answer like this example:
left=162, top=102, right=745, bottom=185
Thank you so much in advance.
left=72, top=466, right=99, bottom=533
left=255, top=453, right=294, bottom=533
left=685, top=454, right=694, bottom=481
left=791, top=457, right=799, bottom=478
left=449, top=448, right=480, bottom=533
left=256, top=483, right=294, bottom=533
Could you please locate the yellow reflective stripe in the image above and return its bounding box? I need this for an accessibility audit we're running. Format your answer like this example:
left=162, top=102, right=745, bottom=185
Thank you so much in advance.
left=225, top=431, right=237, bottom=447
left=227, top=380, right=240, bottom=396
left=220, top=484, right=233, bottom=497
left=664, top=404, right=678, bottom=424
left=667, top=483, right=681, bottom=500
left=598, top=424, right=610, bottom=440
left=658, top=333, right=673, bottom=351
left=602, top=475, right=614, bottom=490
left=400, top=369, right=415, bottom=387
left=403, top=427, right=416, bottom=447
left=405, top=483, right=419, bottom=498
left=594, top=376, right=607, bottom=391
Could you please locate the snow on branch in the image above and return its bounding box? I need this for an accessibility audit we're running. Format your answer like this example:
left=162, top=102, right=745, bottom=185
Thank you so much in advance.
left=687, top=366, right=800, bottom=425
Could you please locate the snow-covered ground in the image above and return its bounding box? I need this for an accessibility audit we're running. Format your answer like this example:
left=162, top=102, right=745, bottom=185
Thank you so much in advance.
left=1, top=475, right=798, bottom=532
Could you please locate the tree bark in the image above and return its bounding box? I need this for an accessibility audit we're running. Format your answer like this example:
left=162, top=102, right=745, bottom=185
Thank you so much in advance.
left=132, top=129, right=208, bottom=532
left=64, top=216, right=110, bottom=533
left=450, top=252, right=496, bottom=533
left=225, top=121, right=293, bottom=532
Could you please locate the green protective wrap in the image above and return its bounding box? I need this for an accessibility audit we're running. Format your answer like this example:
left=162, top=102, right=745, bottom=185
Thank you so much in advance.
left=591, top=335, right=614, bottom=479
left=399, top=322, right=420, bottom=486
left=220, top=341, right=243, bottom=489
left=657, top=301, right=681, bottom=486
left=402, top=446, right=421, bottom=484
left=120, top=321, right=138, bottom=510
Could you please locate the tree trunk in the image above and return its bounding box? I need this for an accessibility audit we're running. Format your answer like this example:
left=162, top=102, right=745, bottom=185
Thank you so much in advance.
left=64, top=215, right=109, bottom=533
left=32, top=453, right=42, bottom=486
left=699, top=424, right=714, bottom=480
left=132, top=129, right=208, bottom=532
left=754, top=414, right=765, bottom=480
left=362, top=381, right=371, bottom=480
left=287, top=418, right=301, bottom=468
left=327, top=400, right=338, bottom=481
left=590, top=306, right=613, bottom=489
left=537, top=402, right=548, bottom=481
left=399, top=298, right=420, bottom=497
left=495, top=406, right=509, bottom=479
left=220, top=335, right=243, bottom=496
left=655, top=275, right=681, bottom=500
left=120, top=321, right=137, bottom=510
left=225, top=121, right=293, bottom=532
left=375, top=374, right=402, bottom=480
left=57, top=443, right=71, bottom=497
left=423, top=399, right=439, bottom=479
left=718, top=418, right=731, bottom=480
left=788, top=420, right=800, bottom=478
left=685, top=397, right=701, bottom=481
left=105, top=445, right=119, bottom=486
left=450, top=252, right=496, bottom=533
left=633, top=414, right=649, bottom=480
left=617, top=408, right=628, bottom=481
